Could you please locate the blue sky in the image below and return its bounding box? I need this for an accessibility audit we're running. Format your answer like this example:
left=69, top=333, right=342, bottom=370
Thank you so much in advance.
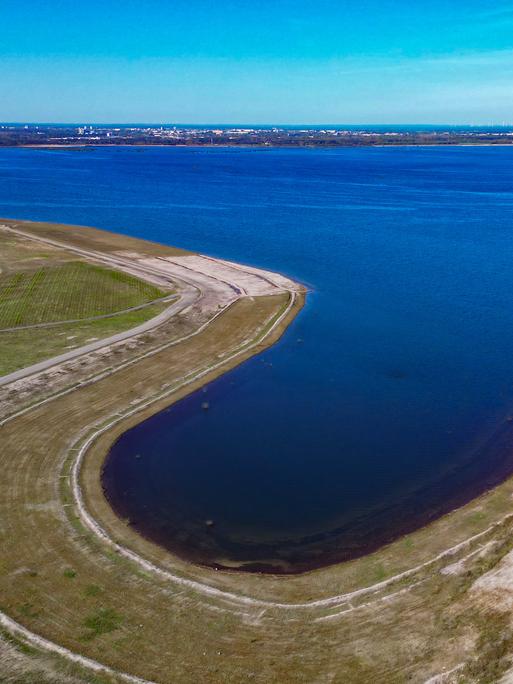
left=2, top=1, right=513, bottom=123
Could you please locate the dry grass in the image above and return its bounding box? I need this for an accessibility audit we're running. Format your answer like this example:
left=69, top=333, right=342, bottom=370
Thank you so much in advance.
left=0, top=233, right=70, bottom=276
left=1, top=292, right=308, bottom=684
left=0, top=218, right=191, bottom=257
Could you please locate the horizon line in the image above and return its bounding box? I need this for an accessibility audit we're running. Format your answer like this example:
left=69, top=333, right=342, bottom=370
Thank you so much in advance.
left=2, top=121, right=513, bottom=128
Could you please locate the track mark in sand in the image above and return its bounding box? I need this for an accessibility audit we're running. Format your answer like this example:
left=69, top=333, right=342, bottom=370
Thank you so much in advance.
left=0, top=611, right=156, bottom=684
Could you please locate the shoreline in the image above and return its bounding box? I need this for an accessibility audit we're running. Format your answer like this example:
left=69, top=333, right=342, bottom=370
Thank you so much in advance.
left=4, top=142, right=513, bottom=150
left=0, top=218, right=303, bottom=384
left=102, top=378, right=513, bottom=575
left=6, top=221, right=513, bottom=681
left=0, top=218, right=307, bottom=575
left=81, top=289, right=306, bottom=573
left=4, top=217, right=513, bottom=579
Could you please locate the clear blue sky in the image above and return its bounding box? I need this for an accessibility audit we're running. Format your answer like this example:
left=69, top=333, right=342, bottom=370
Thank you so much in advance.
left=2, top=1, right=513, bottom=124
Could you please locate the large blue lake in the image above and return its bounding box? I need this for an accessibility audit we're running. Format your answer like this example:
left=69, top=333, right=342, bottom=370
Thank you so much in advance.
left=3, top=145, right=513, bottom=572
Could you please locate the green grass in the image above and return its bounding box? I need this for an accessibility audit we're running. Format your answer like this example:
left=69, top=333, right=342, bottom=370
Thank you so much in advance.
left=0, top=261, right=165, bottom=328
left=0, top=301, right=168, bottom=376
left=0, top=627, right=37, bottom=656
left=84, top=585, right=102, bottom=597
left=82, top=608, right=123, bottom=640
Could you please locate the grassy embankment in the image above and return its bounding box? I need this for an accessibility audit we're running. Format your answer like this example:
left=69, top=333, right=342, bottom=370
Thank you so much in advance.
left=5, top=220, right=513, bottom=682
left=0, top=234, right=170, bottom=375
left=0, top=219, right=310, bottom=683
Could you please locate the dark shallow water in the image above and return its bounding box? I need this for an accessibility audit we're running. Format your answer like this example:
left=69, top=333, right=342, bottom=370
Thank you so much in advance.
left=3, top=145, right=513, bottom=572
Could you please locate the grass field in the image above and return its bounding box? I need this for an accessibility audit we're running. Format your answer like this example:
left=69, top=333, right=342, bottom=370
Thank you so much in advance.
left=0, top=236, right=173, bottom=375
left=0, top=301, right=169, bottom=376
left=0, top=261, right=166, bottom=329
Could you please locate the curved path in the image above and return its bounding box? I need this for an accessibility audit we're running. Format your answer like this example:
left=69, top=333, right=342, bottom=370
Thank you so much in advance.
left=1, top=224, right=484, bottom=683
left=0, top=225, right=311, bottom=682
left=0, top=225, right=301, bottom=389
left=0, top=292, right=195, bottom=387
left=0, top=291, right=299, bottom=684
left=0, top=225, right=202, bottom=387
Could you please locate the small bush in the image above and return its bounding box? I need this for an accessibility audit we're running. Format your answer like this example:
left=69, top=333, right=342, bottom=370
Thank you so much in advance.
left=18, top=603, right=40, bottom=618
left=84, top=584, right=102, bottom=597
left=82, top=608, right=122, bottom=640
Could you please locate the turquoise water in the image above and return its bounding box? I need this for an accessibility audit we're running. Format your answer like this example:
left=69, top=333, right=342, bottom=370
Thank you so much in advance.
left=3, top=145, right=513, bottom=572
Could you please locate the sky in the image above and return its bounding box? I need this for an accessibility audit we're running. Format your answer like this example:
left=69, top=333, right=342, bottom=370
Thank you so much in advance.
left=2, top=1, right=513, bottom=124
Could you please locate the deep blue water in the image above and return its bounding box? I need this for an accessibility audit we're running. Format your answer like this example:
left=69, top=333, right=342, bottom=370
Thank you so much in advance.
left=3, top=145, right=513, bottom=572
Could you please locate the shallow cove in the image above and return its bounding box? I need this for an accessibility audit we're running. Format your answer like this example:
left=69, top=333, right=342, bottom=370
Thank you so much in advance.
left=4, top=145, right=513, bottom=572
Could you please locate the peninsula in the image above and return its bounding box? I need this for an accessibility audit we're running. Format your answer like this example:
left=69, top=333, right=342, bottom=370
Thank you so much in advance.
left=3, top=220, right=513, bottom=684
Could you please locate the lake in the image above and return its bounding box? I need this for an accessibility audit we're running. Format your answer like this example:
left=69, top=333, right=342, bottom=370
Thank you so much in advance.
left=3, top=145, right=513, bottom=572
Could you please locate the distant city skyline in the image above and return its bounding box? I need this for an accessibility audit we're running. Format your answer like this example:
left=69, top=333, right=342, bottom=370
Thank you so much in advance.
left=3, top=1, right=513, bottom=123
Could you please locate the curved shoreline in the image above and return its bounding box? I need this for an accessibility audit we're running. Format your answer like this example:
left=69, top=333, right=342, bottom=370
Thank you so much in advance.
left=79, top=346, right=513, bottom=590
left=5, top=220, right=513, bottom=682
left=98, top=362, right=513, bottom=576
left=74, top=292, right=305, bottom=604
